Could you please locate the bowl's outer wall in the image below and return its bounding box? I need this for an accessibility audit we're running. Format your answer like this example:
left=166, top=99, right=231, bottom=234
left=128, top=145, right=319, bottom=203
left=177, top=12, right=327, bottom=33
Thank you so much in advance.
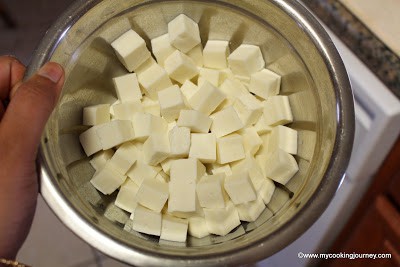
left=30, top=0, right=354, bottom=266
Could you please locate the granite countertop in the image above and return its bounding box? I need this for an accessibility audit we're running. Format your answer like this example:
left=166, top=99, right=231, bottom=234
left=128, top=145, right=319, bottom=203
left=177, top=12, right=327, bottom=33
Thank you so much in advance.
left=303, top=0, right=400, bottom=99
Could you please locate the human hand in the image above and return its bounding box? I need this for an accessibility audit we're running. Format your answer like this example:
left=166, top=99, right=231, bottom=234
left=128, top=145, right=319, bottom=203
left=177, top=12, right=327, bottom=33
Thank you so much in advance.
left=0, top=56, right=64, bottom=259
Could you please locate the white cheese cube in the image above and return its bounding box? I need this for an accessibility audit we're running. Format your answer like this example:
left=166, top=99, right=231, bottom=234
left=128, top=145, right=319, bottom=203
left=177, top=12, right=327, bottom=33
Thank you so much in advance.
left=160, top=158, right=174, bottom=175
left=220, top=68, right=236, bottom=82
left=112, top=73, right=142, bottom=102
left=196, top=173, right=226, bottom=209
left=216, top=134, right=245, bottom=164
left=79, top=125, right=103, bottom=156
left=233, top=94, right=263, bottom=126
left=115, top=179, right=139, bottom=213
left=170, top=158, right=206, bottom=183
left=90, top=149, right=114, bottom=171
left=188, top=81, right=226, bottom=115
left=160, top=215, right=188, bottom=242
left=231, top=155, right=265, bottom=192
left=176, top=109, right=212, bottom=133
left=240, top=127, right=262, bottom=155
left=90, top=163, right=126, bottom=195
left=188, top=217, right=209, bottom=238
left=256, top=133, right=271, bottom=156
left=214, top=96, right=236, bottom=112
left=249, top=69, right=281, bottom=99
left=236, top=195, right=265, bottom=222
left=169, top=196, right=204, bottom=219
left=151, top=33, right=177, bottom=66
left=164, top=50, right=199, bottom=84
left=227, top=44, right=265, bottom=76
left=264, top=149, right=298, bottom=185
left=131, top=205, right=162, bottom=236
left=135, top=57, right=158, bottom=74
left=204, top=201, right=240, bottom=236
left=168, top=14, right=201, bottom=53
left=168, top=121, right=177, bottom=132
left=108, top=142, right=138, bottom=174
left=198, top=68, right=222, bottom=87
left=96, top=120, right=135, bottom=150
left=132, top=112, right=168, bottom=141
left=155, top=171, right=169, bottom=183
left=211, top=164, right=233, bottom=176
left=180, top=80, right=198, bottom=101
left=224, top=171, right=257, bottom=204
left=168, top=180, right=196, bottom=213
left=127, top=160, right=160, bottom=186
left=203, top=40, right=230, bottom=69
left=263, top=96, right=293, bottom=126
left=258, top=178, right=275, bottom=205
left=109, top=99, right=120, bottom=118
left=210, top=107, right=243, bottom=138
left=234, top=74, right=251, bottom=88
left=189, top=133, right=216, bottom=163
left=137, top=63, right=172, bottom=100
left=255, top=154, right=268, bottom=177
left=186, top=44, right=203, bottom=67
left=136, top=177, right=169, bottom=212
left=254, top=113, right=273, bottom=134
left=112, top=100, right=144, bottom=121
left=111, top=29, right=151, bottom=72
left=158, top=85, right=186, bottom=122
left=219, top=78, right=248, bottom=98
left=83, top=104, right=110, bottom=126
left=142, top=134, right=170, bottom=166
left=169, top=126, right=191, bottom=158
left=269, top=125, right=298, bottom=155
left=141, top=96, right=160, bottom=116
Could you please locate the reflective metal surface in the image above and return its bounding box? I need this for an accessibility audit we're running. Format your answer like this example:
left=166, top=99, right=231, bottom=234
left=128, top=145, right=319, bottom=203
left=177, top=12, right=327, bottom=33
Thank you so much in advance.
left=29, top=0, right=354, bottom=266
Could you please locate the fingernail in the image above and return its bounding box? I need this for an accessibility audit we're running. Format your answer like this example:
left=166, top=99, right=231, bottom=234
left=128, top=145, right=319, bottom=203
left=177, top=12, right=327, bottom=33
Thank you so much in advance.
left=38, top=62, right=64, bottom=83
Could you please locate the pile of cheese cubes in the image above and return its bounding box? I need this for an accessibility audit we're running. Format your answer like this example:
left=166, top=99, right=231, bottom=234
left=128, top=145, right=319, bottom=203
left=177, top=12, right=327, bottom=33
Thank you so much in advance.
left=79, top=14, right=299, bottom=242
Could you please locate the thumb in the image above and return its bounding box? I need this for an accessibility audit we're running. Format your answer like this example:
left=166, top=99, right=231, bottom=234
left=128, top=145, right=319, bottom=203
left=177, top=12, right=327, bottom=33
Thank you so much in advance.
left=0, top=62, right=64, bottom=162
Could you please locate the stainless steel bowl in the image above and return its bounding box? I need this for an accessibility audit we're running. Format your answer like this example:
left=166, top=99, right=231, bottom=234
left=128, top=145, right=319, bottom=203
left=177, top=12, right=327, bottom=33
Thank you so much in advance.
left=28, top=0, right=354, bottom=266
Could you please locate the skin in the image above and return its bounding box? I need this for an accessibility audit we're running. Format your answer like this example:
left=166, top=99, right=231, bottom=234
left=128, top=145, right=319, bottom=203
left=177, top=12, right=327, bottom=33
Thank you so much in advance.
left=0, top=56, right=65, bottom=259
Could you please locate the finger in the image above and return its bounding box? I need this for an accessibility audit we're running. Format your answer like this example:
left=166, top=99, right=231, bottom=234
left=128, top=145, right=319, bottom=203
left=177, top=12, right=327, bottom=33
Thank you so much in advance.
left=0, top=62, right=65, bottom=162
left=0, top=56, right=26, bottom=101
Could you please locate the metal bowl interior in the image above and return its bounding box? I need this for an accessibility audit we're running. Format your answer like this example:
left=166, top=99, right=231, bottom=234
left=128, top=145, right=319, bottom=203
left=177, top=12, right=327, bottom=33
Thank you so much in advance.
left=31, top=0, right=354, bottom=266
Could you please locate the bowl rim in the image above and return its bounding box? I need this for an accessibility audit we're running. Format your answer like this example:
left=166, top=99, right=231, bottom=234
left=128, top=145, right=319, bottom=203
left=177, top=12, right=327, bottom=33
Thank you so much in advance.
left=31, top=0, right=355, bottom=265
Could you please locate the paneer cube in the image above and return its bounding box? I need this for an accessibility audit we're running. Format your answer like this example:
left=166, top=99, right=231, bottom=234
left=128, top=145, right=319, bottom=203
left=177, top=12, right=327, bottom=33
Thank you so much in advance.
left=198, top=68, right=222, bottom=87
left=79, top=125, right=103, bottom=156
left=170, top=158, right=206, bottom=183
left=263, top=96, right=293, bottom=126
left=112, top=101, right=144, bottom=121
left=142, top=134, right=170, bottom=166
left=136, top=177, right=169, bottom=212
left=203, top=40, right=230, bottom=69
left=90, top=162, right=126, bottom=195
left=189, top=133, right=217, bottom=163
left=108, top=142, right=138, bottom=174
left=158, top=85, right=186, bottom=122
left=90, top=149, right=114, bottom=171
left=96, top=120, right=135, bottom=150
left=196, top=174, right=226, bottom=209
left=111, top=29, right=151, bottom=72
left=269, top=125, right=298, bottom=155
left=151, top=33, right=177, bottom=66
left=131, top=205, right=162, bottom=236
left=254, top=113, right=273, bottom=134
left=219, top=78, right=248, bottom=98
left=188, top=81, right=226, bottom=115
left=249, top=69, right=281, bottom=99
left=169, top=126, right=191, bottom=158
left=115, top=179, right=139, bottom=213
left=216, top=134, right=245, bottom=164
left=227, top=44, right=265, bottom=76
left=233, top=93, right=263, bottom=126
left=236, top=196, right=265, bottom=222
left=210, top=107, right=243, bottom=138
left=112, top=73, right=142, bottom=102
left=224, top=171, right=257, bottom=204
left=186, top=44, right=203, bottom=67
left=137, top=63, right=173, bottom=100
left=168, top=14, right=201, bottom=53
left=127, top=160, right=161, bottom=186
left=264, top=149, right=298, bottom=185
left=180, top=80, right=198, bottom=101
left=164, top=50, right=199, bottom=84
left=83, top=104, right=110, bottom=126
left=188, top=216, right=209, bottom=238
left=211, top=164, right=233, bottom=176
left=141, top=96, right=160, bottom=116
left=239, top=127, right=263, bottom=155
left=132, top=112, right=168, bottom=141
left=203, top=201, right=240, bottom=236
left=176, top=109, right=212, bottom=133
left=160, top=215, right=188, bottom=242
left=258, top=178, right=276, bottom=205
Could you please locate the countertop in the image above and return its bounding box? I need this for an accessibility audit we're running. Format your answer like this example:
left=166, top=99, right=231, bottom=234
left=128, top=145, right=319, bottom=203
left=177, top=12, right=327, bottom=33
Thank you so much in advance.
left=303, top=0, right=400, bottom=99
